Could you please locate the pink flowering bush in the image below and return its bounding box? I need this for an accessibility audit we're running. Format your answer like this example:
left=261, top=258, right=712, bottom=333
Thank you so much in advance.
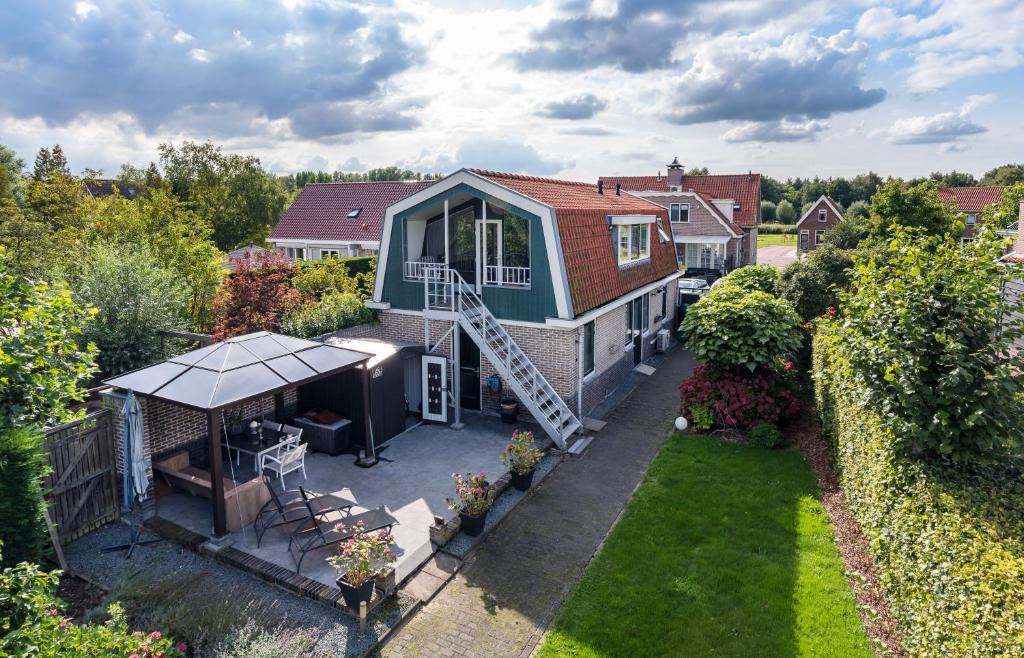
left=446, top=472, right=495, bottom=517
left=327, top=520, right=396, bottom=587
left=679, top=364, right=800, bottom=430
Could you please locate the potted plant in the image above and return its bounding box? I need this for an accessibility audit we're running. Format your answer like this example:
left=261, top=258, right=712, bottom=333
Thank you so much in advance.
left=327, top=521, right=396, bottom=610
left=500, top=430, right=544, bottom=491
left=499, top=397, right=518, bottom=424
left=225, top=407, right=245, bottom=437
left=446, top=472, right=495, bottom=537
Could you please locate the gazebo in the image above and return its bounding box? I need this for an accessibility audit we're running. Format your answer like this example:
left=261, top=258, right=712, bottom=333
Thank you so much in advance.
left=104, top=332, right=372, bottom=536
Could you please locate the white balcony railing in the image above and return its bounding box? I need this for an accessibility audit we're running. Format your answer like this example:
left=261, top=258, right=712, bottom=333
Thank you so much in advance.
left=483, top=265, right=530, bottom=287
left=404, top=257, right=439, bottom=280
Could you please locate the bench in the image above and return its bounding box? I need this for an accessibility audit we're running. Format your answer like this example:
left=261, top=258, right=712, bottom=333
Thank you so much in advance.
left=153, top=452, right=270, bottom=532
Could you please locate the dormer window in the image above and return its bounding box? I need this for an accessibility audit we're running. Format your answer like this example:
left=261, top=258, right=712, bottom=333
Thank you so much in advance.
left=615, top=224, right=650, bottom=265
left=670, top=203, right=689, bottom=223
left=733, top=203, right=741, bottom=211
left=966, top=213, right=977, bottom=225
left=347, top=208, right=362, bottom=219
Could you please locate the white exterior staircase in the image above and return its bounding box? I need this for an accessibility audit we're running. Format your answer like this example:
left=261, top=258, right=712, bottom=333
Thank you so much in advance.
left=424, top=266, right=581, bottom=448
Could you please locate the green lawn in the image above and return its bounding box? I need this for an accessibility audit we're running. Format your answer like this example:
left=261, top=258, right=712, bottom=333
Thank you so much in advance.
left=757, top=232, right=798, bottom=248
left=537, top=435, right=872, bottom=658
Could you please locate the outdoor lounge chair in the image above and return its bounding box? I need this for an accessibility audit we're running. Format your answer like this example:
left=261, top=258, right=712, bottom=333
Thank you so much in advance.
left=287, top=487, right=399, bottom=574
left=253, top=476, right=355, bottom=547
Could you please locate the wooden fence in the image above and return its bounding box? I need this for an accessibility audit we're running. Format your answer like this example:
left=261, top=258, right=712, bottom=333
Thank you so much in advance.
left=43, top=409, right=119, bottom=545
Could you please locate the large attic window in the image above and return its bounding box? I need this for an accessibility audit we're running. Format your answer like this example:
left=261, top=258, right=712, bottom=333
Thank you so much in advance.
left=347, top=208, right=362, bottom=219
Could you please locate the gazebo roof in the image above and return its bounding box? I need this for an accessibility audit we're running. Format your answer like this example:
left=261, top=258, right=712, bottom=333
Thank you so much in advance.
left=104, top=332, right=371, bottom=411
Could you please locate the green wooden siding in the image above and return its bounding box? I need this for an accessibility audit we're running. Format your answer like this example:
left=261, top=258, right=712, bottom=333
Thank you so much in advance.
left=381, top=184, right=558, bottom=322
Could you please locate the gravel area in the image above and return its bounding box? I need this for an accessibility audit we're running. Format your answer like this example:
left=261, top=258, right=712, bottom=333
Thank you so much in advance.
left=64, top=523, right=416, bottom=657
left=786, top=404, right=905, bottom=657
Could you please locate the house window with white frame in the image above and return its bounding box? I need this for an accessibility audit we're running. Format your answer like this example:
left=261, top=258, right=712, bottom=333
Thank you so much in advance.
left=966, top=213, right=977, bottom=225
left=616, top=223, right=650, bottom=265
left=814, top=230, right=824, bottom=245
left=320, top=249, right=341, bottom=259
left=284, top=247, right=305, bottom=261
left=583, top=321, right=595, bottom=377
left=818, top=208, right=827, bottom=222
left=669, top=203, right=689, bottom=223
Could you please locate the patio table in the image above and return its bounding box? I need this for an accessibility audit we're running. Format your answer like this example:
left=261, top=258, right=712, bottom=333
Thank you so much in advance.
left=224, top=427, right=297, bottom=472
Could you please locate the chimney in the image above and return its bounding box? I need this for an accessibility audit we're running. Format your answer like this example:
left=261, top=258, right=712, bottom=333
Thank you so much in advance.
left=615, top=183, right=621, bottom=196
left=1017, top=200, right=1024, bottom=254
left=597, top=180, right=604, bottom=195
left=667, top=157, right=683, bottom=191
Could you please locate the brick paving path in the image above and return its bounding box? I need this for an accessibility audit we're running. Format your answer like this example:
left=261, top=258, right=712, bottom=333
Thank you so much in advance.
left=379, top=349, right=697, bottom=658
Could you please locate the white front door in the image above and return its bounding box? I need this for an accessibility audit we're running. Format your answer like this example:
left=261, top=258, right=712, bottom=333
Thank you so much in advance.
left=421, top=355, right=448, bottom=422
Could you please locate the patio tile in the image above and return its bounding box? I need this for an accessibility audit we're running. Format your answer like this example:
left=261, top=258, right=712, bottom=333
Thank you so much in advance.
left=401, top=569, right=448, bottom=603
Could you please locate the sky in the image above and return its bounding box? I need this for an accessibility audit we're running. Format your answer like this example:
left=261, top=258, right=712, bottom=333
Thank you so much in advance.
left=1, top=0, right=1022, bottom=182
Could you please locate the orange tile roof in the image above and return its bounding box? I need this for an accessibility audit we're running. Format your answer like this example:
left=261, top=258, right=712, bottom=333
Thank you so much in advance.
left=598, top=173, right=761, bottom=227
left=471, top=169, right=679, bottom=316
left=938, top=186, right=1005, bottom=213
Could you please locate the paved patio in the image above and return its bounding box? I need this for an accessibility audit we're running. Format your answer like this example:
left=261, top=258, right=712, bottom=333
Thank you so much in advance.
left=155, top=413, right=517, bottom=586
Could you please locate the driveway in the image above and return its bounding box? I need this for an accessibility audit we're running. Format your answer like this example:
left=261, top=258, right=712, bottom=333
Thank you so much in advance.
left=759, top=244, right=798, bottom=268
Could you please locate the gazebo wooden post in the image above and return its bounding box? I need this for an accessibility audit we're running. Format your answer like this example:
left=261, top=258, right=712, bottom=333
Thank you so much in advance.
left=206, top=410, right=227, bottom=537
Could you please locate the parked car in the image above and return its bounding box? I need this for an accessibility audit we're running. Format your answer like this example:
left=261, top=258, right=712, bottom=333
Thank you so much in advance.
left=677, top=278, right=711, bottom=323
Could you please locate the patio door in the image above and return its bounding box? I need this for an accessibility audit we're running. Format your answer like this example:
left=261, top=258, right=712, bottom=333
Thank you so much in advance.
left=421, top=355, right=447, bottom=422
left=476, top=219, right=502, bottom=289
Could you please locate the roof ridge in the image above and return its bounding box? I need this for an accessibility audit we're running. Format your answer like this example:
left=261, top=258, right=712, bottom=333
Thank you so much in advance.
left=470, top=169, right=594, bottom=188
left=302, top=180, right=431, bottom=186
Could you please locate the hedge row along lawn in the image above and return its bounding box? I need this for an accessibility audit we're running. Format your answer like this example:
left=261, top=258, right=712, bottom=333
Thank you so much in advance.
left=537, top=434, right=871, bottom=658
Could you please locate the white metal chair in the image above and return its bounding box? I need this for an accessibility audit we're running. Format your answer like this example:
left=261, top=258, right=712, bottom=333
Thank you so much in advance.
left=260, top=438, right=308, bottom=486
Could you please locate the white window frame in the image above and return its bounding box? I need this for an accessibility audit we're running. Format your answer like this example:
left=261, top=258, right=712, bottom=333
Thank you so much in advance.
left=966, top=213, right=977, bottom=225
left=616, top=224, right=650, bottom=266
left=320, top=248, right=341, bottom=259
left=818, top=208, right=827, bottom=222
left=961, top=237, right=973, bottom=245
left=799, top=230, right=809, bottom=250
left=583, top=321, right=595, bottom=378
left=641, top=294, right=650, bottom=336
left=669, top=203, right=690, bottom=224
left=814, top=230, right=824, bottom=245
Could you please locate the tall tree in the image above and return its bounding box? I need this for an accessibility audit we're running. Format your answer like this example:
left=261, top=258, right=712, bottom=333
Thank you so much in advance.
left=980, top=163, right=1024, bottom=187
left=212, top=251, right=303, bottom=339
left=868, top=180, right=956, bottom=239
left=158, top=141, right=287, bottom=250
left=0, top=144, right=24, bottom=204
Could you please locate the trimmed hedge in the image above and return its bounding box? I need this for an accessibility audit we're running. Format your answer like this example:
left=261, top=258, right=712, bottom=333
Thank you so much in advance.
left=813, top=331, right=1024, bottom=657
left=0, top=426, right=49, bottom=567
left=758, top=222, right=798, bottom=235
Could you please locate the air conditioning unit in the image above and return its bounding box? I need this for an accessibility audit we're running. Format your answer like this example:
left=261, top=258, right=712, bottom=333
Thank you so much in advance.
left=655, top=328, right=670, bottom=353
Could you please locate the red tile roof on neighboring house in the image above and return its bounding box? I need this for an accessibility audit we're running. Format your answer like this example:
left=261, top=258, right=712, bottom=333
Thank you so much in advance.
left=938, top=186, right=1005, bottom=213
left=270, top=181, right=433, bottom=243
left=597, top=173, right=761, bottom=227
left=471, top=169, right=679, bottom=316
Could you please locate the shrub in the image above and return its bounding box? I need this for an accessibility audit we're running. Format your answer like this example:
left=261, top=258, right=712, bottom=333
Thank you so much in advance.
left=760, top=200, right=776, bottom=222
left=679, top=364, right=800, bottom=430
left=756, top=222, right=797, bottom=235
left=776, top=199, right=797, bottom=223
left=776, top=244, right=855, bottom=321
left=0, top=427, right=48, bottom=567
left=680, top=287, right=802, bottom=372
left=292, top=257, right=375, bottom=301
left=868, top=179, right=957, bottom=239
left=280, top=291, right=373, bottom=339
left=0, top=275, right=97, bottom=427
left=212, top=250, right=303, bottom=339
left=830, top=225, right=1023, bottom=464
left=813, top=332, right=1024, bottom=657
left=823, top=215, right=869, bottom=249
left=0, top=558, right=184, bottom=657
left=689, top=403, right=714, bottom=432
left=74, top=241, right=187, bottom=377
left=748, top=422, right=783, bottom=448
left=716, top=264, right=779, bottom=295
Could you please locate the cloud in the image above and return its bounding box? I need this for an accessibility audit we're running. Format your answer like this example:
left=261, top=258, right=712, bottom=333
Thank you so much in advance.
left=0, top=0, right=422, bottom=139
left=288, top=102, right=420, bottom=140
left=560, top=126, right=616, bottom=136
left=536, top=93, right=608, bottom=120
left=665, top=31, right=885, bottom=126
left=885, top=97, right=990, bottom=145
left=421, top=139, right=571, bottom=176
left=939, top=143, right=969, bottom=153
left=721, top=119, right=829, bottom=143
left=854, top=2, right=1024, bottom=93
left=513, top=0, right=805, bottom=73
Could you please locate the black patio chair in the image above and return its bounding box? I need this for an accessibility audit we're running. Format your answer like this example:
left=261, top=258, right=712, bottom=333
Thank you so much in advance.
left=253, top=476, right=354, bottom=547
left=287, top=487, right=399, bottom=574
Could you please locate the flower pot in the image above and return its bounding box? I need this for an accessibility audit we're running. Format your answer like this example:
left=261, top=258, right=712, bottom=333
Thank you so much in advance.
left=336, top=576, right=375, bottom=610
left=510, top=468, right=535, bottom=491
left=459, top=509, right=489, bottom=537
left=227, top=422, right=245, bottom=437
left=499, top=400, right=518, bottom=424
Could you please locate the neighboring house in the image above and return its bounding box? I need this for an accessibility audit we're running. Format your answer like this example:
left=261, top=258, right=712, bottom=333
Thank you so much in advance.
left=938, top=186, right=1005, bottom=242
left=269, top=181, right=433, bottom=260
left=599, top=157, right=761, bottom=274
left=83, top=178, right=140, bottom=200
left=362, top=168, right=681, bottom=446
left=795, top=195, right=843, bottom=253
left=999, top=201, right=1024, bottom=264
